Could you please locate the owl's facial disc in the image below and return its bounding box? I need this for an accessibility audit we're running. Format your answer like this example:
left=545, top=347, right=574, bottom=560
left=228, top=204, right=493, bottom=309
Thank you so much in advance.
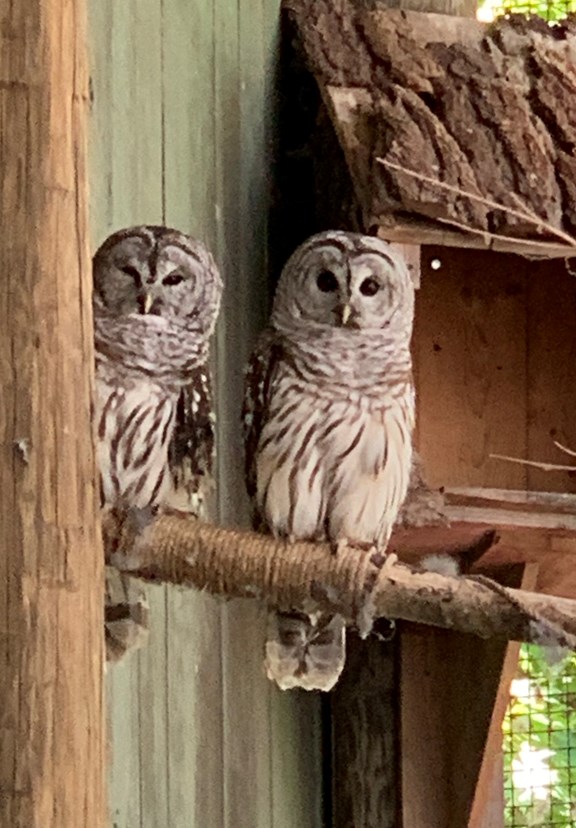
left=93, top=226, right=223, bottom=355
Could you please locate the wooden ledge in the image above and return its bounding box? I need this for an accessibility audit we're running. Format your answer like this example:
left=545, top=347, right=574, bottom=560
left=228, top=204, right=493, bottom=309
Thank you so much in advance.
left=390, top=486, right=576, bottom=598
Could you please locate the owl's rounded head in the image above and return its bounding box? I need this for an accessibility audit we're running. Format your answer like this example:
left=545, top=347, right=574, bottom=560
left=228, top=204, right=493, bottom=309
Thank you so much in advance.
left=93, top=225, right=222, bottom=334
left=272, top=231, right=414, bottom=334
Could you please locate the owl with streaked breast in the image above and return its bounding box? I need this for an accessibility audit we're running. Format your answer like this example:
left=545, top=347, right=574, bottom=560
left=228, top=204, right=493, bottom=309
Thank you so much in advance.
left=243, top=231, right=415, bottom=691
left=93, top=225, right=222, bottom=660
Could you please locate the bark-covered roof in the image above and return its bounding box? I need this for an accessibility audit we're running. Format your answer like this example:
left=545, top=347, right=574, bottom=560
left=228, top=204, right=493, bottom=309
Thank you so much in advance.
left=284, top=0, right=576, bottom=257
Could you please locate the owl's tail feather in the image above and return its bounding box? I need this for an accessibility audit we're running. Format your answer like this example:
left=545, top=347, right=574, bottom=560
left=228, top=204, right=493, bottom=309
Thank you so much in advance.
left=105, top=568, right=150, bottom=662
left=265, top=610, right=346, bottom=691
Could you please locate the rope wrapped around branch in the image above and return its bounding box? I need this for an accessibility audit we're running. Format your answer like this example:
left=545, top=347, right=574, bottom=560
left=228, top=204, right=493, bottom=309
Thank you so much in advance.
left=102, top=510, right=576, bottom=649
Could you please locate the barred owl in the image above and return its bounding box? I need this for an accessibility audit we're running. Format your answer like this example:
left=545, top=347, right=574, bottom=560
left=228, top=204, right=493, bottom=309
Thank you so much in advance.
left=243, top=231, right=415, bottom=691
left=93, top=225, right=222, bottom=660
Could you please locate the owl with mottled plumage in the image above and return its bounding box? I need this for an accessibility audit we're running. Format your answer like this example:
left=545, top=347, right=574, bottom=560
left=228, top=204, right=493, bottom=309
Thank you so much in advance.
left=243, top=231, right=415, bottom=691
left=93, top=225, right=222, bottom=660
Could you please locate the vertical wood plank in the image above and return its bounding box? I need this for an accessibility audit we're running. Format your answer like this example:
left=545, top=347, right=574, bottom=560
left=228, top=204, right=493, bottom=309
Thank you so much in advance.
left=137, top=584, right=170, bottom=828
left=162, top=0, right=225, bottom=824
left=415, top=247, right=529, bottom=490
left=87, top=0, right=113, bottom=239
left=111, top=0, right=165, bottom=819
left=526, top=259, right=576, bottom=494
left=270, top=687, right=324, bottom=828
left=332, top=635, right=397, bottom=828
left=221, top=0, right=274, bottom=823
left=109, top=0, right=164, bottom=227
left=89, top=1, right=165, bottom=825
left=88, top=4, right=145, bottom=812
left=212, top=0, right=275, bottom=823
left=468, top=564, right=540, bottom=828
left=400, top=626, right=507, bottom=828
left=162, top=0, right=217, bottom=244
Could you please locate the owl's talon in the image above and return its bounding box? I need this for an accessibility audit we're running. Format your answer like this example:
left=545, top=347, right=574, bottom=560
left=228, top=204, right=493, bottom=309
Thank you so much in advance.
left=125, top=504, right=157, bottom=532
left=332, top=538, right=348, bottom=556
left=333, top=538, right=376, bottom=556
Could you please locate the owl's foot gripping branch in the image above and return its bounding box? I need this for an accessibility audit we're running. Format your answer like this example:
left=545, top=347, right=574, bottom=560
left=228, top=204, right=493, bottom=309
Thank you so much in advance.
left=102, top=508, right=576, bottom=651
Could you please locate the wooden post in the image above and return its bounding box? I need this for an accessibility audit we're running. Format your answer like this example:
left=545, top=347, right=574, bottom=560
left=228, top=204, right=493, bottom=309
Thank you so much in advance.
left=331, top=634, right=397, bottom=828
left=0, top=2, right=105, bottom=826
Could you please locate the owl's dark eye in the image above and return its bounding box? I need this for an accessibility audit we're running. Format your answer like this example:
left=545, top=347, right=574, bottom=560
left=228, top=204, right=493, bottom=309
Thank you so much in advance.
left=316, top=270, right=338, bottom=293
left=120, top=265, right=141, bottom=285
left=163, top=272, right=184, bottom=286
left=360, top=277, right=380, bottom=297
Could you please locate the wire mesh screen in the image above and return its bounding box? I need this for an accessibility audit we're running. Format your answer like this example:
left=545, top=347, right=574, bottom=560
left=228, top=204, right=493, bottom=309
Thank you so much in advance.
left=503, top=645, right=576, bottom=827
left=477, top=0, right=575, bottom=21
left=495, top=1, right=574, bottom=18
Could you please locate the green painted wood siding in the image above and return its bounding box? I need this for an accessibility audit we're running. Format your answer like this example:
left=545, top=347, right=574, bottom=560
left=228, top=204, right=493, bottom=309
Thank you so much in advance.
left=88, top=2, right=323, bottom=826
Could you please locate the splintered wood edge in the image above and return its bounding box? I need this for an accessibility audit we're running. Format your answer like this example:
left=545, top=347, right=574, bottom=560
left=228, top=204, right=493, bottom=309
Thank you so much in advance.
left=376, top=222, right=575, bottom=260
left=444, top=487, right=576, bottom=530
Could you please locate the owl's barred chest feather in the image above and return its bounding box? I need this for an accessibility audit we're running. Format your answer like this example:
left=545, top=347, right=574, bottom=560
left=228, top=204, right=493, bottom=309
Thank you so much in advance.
left=255, top=345, right=414, bottom=548
left=96, top=374, right=178, bottom=509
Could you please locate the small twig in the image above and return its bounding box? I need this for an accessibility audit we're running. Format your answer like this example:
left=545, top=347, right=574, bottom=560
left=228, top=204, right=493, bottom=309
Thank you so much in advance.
left=490, top=453, right=576, bottom=473
left=376, top=157, right=576, bottom=249
left=554, top=440, right=576, bottom=459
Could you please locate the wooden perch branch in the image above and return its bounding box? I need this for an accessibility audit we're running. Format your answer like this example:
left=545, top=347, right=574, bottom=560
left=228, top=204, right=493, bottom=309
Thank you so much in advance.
left=103, top=511, right=576, bottom=650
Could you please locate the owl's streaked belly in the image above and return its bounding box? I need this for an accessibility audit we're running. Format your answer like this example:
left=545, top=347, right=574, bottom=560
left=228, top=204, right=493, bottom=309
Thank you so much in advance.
left=96, top=377, right=177, bottom=509
left=256, top=392, right=412, bottom=548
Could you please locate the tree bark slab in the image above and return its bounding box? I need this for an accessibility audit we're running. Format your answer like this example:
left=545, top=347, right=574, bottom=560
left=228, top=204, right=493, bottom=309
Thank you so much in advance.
left=284, top=0, right=576, bottom=255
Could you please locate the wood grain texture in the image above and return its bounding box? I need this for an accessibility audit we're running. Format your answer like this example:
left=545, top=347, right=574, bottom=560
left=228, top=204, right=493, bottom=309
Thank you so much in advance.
left=400, top=561, right=522, bottom=828
left=414, top=248, right=576, bottom=606
left=0, top=0, right=105, bottom=824
left=332, top=635, right=397, bottom=828
left=285, top=0, right=576, bottom=253
left=90, top=2, right=167, bottom=824
left=214, top=0, right=276, bottom=821
left=415, top=247, right=529, bottom=490
left=526, top=258, right=576, bottom=494
left=162, top=0, right=225, bottom=823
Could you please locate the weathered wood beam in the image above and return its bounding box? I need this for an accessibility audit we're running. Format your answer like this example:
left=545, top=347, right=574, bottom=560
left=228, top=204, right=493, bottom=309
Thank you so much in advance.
left=376, top=222, right=576, bottom=260
left=104, top=511, right=576, bottom=649
left=0, top=1, right=105, bottom=826
left=445, top=486, right=576, bottom=524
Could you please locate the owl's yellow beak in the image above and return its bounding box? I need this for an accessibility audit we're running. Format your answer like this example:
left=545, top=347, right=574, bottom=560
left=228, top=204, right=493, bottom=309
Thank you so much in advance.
left=338, top=303, right=352, bottom=327
left=142, top=293, right=154, bottom=314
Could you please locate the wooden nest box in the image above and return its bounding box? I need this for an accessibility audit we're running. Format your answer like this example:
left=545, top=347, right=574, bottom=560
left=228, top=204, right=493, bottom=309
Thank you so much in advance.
left=283, top=0, right=576, bottom=602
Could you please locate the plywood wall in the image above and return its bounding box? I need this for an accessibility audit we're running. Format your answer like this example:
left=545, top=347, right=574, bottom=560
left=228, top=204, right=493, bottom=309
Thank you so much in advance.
left=88, top=2, right=323, bottom=826
left=414, top=246, right=576, bottom=496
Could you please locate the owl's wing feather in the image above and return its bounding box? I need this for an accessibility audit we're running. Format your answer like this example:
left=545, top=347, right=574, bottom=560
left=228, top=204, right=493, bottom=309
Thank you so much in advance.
left=242, top=327, right=283, bottom=504
left=168, top=365, right=216, bottom=515
left=243, top=328, right=346, bottom=691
